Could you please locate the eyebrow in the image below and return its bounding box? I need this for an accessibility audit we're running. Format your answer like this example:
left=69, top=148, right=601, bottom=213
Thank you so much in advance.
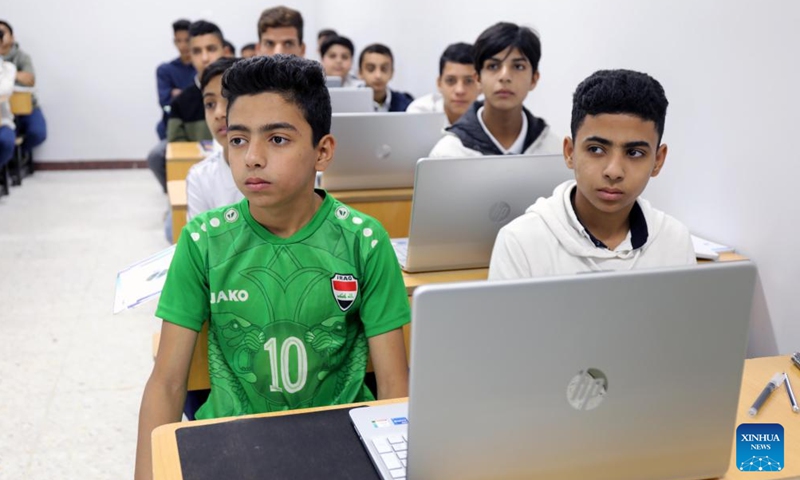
left=227, top=122, right=299, bottom=134
left=488, top=56, right=529, bottom=63
left=202, top=92, right=217, bottom=98
left=584, top=136, right=652, bottom=149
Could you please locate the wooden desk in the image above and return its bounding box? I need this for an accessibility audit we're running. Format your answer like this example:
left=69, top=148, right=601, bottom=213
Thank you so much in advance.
left=329, top=188, right=412, bottom=238
left=167, top=180, right=187, bottom=244
left=151, top=356, right=800, bottom=480
left=166, top=142, right=204, bottom=182
left=9, top=91, right=33, bottom=115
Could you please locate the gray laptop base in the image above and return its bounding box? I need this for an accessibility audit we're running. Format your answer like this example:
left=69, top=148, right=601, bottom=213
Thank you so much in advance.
left=352, top=261, right=756, bottom=480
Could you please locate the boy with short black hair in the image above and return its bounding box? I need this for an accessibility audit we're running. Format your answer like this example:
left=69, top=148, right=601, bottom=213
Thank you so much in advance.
left=407, top=42, right=480, bottom=125
left=317, top=28, right=337, bottom=54
left=241, top=42, right=256, bottom=58
left=0, top=19, right=47, bottom=153
left=429, top=22, right=559, bottom=157
left=257, top=5, right=305, bottom=57
left=320, top=35, right=362, bottom=87
left=489, top=69, right=695, bottom=280
left=222, top=39, right=236, bottom=58
left=167, top=20, right=225, bottom=142
left=185, top=57, right=243, bottom=219
left=135, top=55, right=410, bottom=480
left=358, top=43, right=413, bottom=112
left=154, top=19, right=195, bottom=141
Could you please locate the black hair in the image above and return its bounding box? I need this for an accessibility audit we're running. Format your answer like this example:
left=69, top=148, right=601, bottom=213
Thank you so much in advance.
left=474, top=22, right=541, bottom=75
left=317, top=29, right=337, bottom=41
left=223, top=39, right=236, bottom=52
left=439, top=42, right=475, bottom=76
left=0, top=20, right=12, bottom=36
left=201, top=57, right=239, bottom=91
left=571, top=69, right=669, bottom=143
left=0, top=30, right=4, bottom=42
left=320, top=35, right=354, bottom=58
left=188, top=20, right=224, bottom=43
left=359, top=43, right=393, bottom=70
left=172, top=19, right=190, bottom=33
left=241, top=43, right=256, bottom=52
left=222, top=55, right=331, bottom=147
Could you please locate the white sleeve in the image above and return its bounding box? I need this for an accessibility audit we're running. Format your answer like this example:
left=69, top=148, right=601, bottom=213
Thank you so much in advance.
left=488, top=227, right=532, bottom=280
left=185, top=167, right=209, bottom=221
left=0, top=62, right=17, bottom=98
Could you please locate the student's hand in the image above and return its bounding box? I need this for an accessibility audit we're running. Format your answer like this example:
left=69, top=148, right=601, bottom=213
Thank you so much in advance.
left=15, top=71, right=34, bottom=87
left=171, top=88, right=182, bottom=98
left=368, top=327, right=409, bottom=400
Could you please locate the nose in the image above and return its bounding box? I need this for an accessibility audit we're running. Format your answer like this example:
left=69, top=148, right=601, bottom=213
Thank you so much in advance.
left=244, top=139, right=265, bottom=169
left=603, top=153, right=625, bottom=181
left=454, top=80, right=466, bottom=95
left=498, top=64, right=512, bottom=83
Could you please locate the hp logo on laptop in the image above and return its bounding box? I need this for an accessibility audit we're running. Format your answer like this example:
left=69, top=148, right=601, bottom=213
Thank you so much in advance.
left=489, top=201, right=511, bottom=223
left=567, top=369, right=608, bottom=411
left=375, top=144, right=392, bottom=160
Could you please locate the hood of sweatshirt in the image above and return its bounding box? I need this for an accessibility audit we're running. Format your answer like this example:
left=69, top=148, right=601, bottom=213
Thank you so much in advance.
left=528, top=180, right=667, bottom=268
left=445, top=100, right=547, bottom=155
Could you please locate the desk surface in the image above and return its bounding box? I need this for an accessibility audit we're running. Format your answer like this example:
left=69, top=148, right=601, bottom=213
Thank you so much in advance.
left=152, top=355, right=799, bottom=480
left=167, top=180, right=186, bottom=207
left=165, top=142, right=204, bottom=162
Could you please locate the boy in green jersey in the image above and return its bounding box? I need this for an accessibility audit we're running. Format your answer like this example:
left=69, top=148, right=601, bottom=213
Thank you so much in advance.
left=135, top=55, right=410, bottom=480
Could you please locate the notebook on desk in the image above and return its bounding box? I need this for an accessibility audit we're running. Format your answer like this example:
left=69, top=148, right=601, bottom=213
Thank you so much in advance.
left=322, top=112, right=446, bottom=190
left=351, top=261, right=757, bottom=480
left=391, top=154, right=571, bottom=272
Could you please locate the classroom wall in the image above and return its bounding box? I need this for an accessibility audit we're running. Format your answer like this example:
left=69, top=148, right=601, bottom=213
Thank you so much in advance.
left=5, top=1, right=800, bottom=356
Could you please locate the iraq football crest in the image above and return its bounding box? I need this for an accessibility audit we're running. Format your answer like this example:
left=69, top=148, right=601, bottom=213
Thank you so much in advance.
left=331, top=274, right=359, bottom=311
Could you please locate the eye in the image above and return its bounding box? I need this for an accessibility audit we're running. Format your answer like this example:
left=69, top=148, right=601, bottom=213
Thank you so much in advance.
left=628, top=149, right=646, bottom=158
left=464, top=78, right=475, bottom=85
left=587, top=145, right=605, bottom=155
left=515, top=63, right=527, bottom=70
left=271, top=136, right=289, bottom=145
left=444, top=78, right=456, bottom=86
left=204, top=101, right=216, bottom=110
left=230, top=137, right=247, bottom=147
left=486, top=63, right=499, bottom=71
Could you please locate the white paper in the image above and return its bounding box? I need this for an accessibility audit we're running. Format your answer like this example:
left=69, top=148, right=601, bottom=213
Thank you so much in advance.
left=113, top=245, right=176, bottom=314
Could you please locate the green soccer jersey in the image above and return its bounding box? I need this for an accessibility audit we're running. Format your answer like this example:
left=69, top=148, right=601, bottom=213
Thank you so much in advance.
left=156, top=190, right=410, bottom=420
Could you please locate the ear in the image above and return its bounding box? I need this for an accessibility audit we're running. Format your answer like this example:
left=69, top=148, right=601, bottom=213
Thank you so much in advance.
left=436, top=75, right=443, bottom=91
left=651, top=143, right=668, bottom=177
left=530, top=70, right=540, bottom=91
left=315, top=134, right=336, bottom=173
left=563, top=136, right=575, bottom=170
left=299, top=42, right=306, bottom=58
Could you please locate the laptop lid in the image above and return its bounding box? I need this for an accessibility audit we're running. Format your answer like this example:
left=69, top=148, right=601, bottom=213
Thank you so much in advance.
left=329, top=87, right=373, bottom=113
left=407, top=262, right=756, bottom=480
left=400, top=154, right=572, bottom=272
left=322, top=112, right=447, bottom=191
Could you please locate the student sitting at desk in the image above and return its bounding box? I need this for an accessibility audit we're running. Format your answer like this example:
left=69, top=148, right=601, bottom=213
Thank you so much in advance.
left=429, top=22, right=560, bottom=157
left=240, top=42, right=256, bottom=59
left=0, top=20, right=47, bottom=155
left=489, top=69, right=696, bottom=280
left=257, top=5, right=306, bottom=57
left=407, top=42, right=480, bottom=126
left=135, top=55, right=410, bottom=480
left=222, top=39, right=235, bottom=58
left=0, top=54, right=15, bottom=171
left=320, top=35, right=363, bottom=87
left=185, top=57, right=243, bottom=220
left=358, top=44, right=414, bottom=112
left=154, top=20, right=196, bottom=141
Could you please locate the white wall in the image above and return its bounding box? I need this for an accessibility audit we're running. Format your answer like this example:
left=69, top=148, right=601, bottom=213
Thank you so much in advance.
left=6, top=1, right=799, bottom=355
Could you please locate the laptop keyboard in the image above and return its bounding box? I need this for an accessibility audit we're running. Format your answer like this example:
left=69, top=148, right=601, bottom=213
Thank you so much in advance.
left=372, top=434, right=408, bottom=478
left=391, top=239, right=408, bottom=267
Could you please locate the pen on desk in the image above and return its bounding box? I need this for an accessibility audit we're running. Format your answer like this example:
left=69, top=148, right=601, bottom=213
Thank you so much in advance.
left=748, top=373, right=784, bottom=417
left=784, top=372, right=799, bottom=413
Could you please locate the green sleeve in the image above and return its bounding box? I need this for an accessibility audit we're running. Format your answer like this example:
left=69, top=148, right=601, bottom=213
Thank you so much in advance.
left=358, top=228, right=410, bottom=337
left=155, top=223, right=209, bottom=331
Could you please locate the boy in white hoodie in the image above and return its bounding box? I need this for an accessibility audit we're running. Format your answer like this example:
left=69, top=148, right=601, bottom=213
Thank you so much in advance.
left=489, top=69, right=695, bottom=279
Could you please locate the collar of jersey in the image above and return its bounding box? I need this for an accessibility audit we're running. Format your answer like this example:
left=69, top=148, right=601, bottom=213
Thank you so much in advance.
left=240, top=189, right=332, bottom=244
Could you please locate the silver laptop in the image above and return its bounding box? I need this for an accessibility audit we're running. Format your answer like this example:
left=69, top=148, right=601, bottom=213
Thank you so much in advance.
left=392, top=154, right=572, bottom=272
left=351, top=261, right=757, bottom=480
left=329, top=87, right=373, bottom=113
left=321, top=112, right=446, bottom=190
left=325, top=76, right=343, bottom=88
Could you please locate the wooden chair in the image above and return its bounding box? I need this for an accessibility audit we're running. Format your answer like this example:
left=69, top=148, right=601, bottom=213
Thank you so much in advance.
left=9, top=91, right=34, bottom=185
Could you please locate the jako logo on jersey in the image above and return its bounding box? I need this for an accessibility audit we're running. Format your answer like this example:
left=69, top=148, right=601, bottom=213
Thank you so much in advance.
left=331, top=274, right=358, bottom=311
left=224, top=208, right=239, bottom=223
left=210, top=290, right=249, bottom=304
left=335, top=206, right=350, bottom=220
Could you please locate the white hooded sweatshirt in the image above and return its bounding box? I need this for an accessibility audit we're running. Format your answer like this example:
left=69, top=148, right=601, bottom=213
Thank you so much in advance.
left=489, top=180, right=696, bottom=280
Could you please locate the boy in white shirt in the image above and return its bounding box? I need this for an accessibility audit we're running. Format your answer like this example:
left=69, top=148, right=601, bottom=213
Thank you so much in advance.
left=429, top=22, right=560, bottom=157
left=489, top=69, right=696, bottom=279
left=186, top=57, right=244, bottom=219
left=319, top=36, right=363, bottom=88
left=407, top=42, right=480, bottom=126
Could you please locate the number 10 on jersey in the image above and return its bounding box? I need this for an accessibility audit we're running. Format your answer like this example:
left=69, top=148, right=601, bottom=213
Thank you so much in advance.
left=264, top=337, right=308, bottom=394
